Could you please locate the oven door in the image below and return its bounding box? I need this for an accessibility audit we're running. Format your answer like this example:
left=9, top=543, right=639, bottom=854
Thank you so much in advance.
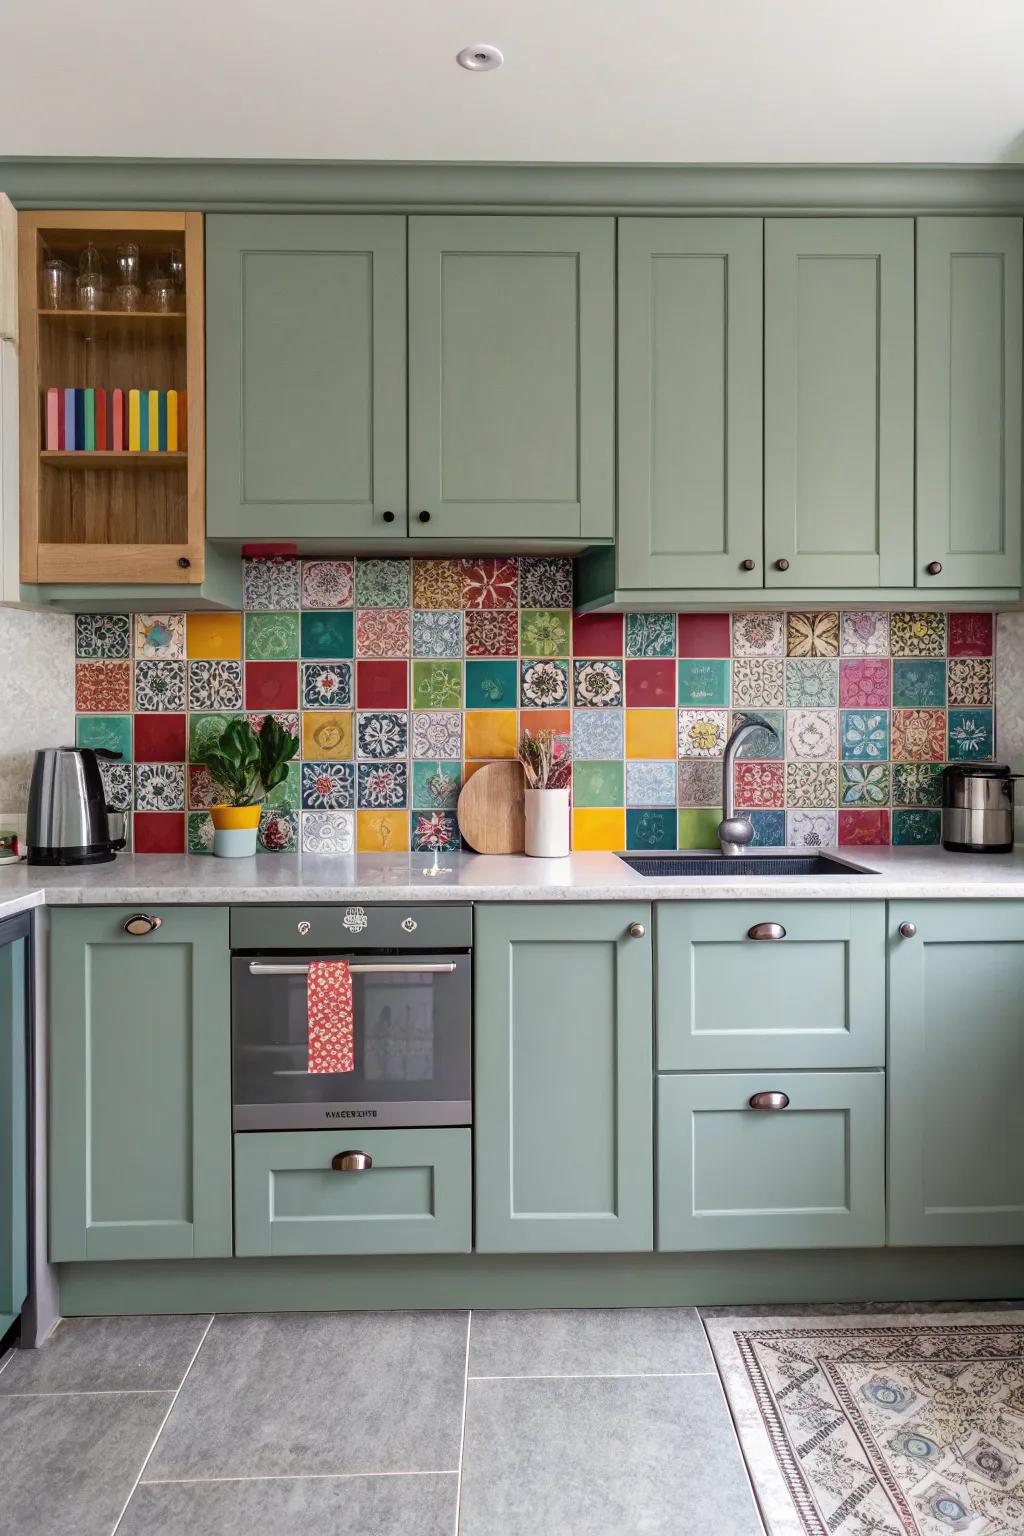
left=232, top=951, right=471, bottom=1129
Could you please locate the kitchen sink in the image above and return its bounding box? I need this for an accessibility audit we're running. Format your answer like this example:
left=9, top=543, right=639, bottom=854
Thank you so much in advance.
left=617, top=852, right=873, bottom=877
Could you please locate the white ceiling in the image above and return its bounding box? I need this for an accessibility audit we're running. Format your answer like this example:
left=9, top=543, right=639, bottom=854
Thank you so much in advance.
left=4, top=0, right=1024, bottom=165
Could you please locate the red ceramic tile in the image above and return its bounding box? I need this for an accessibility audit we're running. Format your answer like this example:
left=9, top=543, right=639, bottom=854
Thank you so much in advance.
left=465, top=610, right=519, bottom=657
left=245, top=662, right=298, bottom=711
left=838, top=809, right=891, bottom=847
left=734, top=760, right=784, bottom=809
left=357, top=660, right=409, bottom=709
left=134, top=713, right=186, bottom=763
left=839, top=658, right=890, bottom=708
left=462, top=558, right=519, bottom=610
left=948, top=612, right=994, bottom=657
left=678, top=614, right=730, bottom=658
left=133, top=811, right=185, bottom=854
left=75, top=661, right=131, bottom=713
left=573, top=612, right=623, bottom=657
left=625, top=659, right=676, bottom=707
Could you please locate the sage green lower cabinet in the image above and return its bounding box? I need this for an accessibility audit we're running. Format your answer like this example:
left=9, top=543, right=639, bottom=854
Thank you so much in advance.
left=234, top=1130, right=471, bottom=1256
left=49, top=907, right=232, bottom=1262
left=474, top=904, right=653, bottom=1253
left=657, top=1072, right=885, bottom=1251
left=888, top=902, right=1024, bottom=1246
left=0, top=927, right=28, bottom=1334
left=656, top=901, right=885, bottom=1071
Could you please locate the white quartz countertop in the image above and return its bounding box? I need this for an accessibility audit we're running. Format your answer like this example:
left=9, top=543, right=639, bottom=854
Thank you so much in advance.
left=1, top=846, right=1024, bottom=916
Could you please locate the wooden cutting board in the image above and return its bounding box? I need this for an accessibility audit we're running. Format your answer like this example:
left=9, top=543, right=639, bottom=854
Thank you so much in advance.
left=456, top=761, right=526, bottom=854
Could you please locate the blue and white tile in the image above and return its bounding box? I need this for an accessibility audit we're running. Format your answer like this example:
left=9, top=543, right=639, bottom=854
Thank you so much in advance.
left=625, top=760, right=677, bottom=807
left=787, top=808, right=837, bottom=848
left=948, top=707, right=994, bottom=761
left=356, top=711, right=408, bottom=760
left=573, top=659, right=623, bottom=708
left=357, top=761, right=408, bottom=810
left=188, top=660, right=243, bottom=712
left=301, top=761, right=355, bottom=811
left=75, top=613, right=130, bottom=659
left=743, top=809, right=786, bottom=847
left=99, top=760, right=132, bottom=811
left=134, top=660, right=186, bottom=713
left=302, top=662, right=353, bottom=709
left=840, top=709, right=890, bottom=761
left=242, top=557, right=301, bottom=610
left=411, top=610, right=463, bottom=659
left=134, top=762, right=185, bottom=812
left=572, top=710, right=624, bottom=760
left=785, top=658, right=838, bottom=708
left=300, top=810, right=355, bottom=855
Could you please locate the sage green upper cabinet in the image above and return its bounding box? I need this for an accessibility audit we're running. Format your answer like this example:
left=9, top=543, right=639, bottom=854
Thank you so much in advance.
left=408, top=216, right=614, bottom=541
left=206, top=214, right=406, bottom=541
left=916, top=218, right=1023, bottom=589
left=49, top=907, right=232, bottom=1262
left=474, top=903, right=653, bottom=1253
left=617, top=219, right=763, bottom=589
left=888, top=902, right=1024, bottom=1247
left=764, top=218, right=914, bottom=588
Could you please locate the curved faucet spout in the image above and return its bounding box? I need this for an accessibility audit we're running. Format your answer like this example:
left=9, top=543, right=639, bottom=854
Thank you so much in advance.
left=718, top=715, right=780, bottom=857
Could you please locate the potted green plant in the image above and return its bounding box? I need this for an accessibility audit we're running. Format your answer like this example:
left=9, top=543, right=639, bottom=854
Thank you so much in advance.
left=198, top=715, right=299, bottom=857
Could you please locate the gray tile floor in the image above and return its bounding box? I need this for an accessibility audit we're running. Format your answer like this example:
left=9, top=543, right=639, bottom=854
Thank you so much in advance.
left=0, top=1308, right=766, bottom=1535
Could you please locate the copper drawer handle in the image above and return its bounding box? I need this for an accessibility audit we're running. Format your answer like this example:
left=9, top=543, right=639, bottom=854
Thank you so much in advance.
left=748, top=1091, right=790, bottom=1111
left=747, top=922, right=786, bottom=941
left=123, top=914, right=162, bottom=937
left=332, top=1151, right=372, bottom=1172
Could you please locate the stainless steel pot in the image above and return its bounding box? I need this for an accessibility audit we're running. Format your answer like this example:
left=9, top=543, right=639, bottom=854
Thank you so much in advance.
left=942, top=764, right=1017, bottom=853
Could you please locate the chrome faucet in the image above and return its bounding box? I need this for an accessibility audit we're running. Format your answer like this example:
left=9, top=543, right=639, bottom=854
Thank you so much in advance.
left=719, top=715, right=780, bottom=857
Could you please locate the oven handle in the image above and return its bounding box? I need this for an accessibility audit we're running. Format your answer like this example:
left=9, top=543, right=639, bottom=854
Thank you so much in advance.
left=246, top=960, right=458, bottom=976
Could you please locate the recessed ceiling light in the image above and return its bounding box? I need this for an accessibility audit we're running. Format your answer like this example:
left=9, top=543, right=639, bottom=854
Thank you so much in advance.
left=456, top=44, right=503, bottom=72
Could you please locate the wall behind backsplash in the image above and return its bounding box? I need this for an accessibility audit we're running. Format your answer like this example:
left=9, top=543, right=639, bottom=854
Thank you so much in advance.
left=70, top=555, right=999, bottom=855
left=0, top=606, right=74, bottom=836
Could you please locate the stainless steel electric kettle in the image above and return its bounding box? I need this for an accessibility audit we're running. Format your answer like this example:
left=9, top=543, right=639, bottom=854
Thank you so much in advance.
left=26, top=747, right=127, bottom=866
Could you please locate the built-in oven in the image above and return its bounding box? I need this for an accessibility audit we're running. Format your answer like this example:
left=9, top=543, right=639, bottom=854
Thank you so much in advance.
left=230, top=905, right=472, bottom=1130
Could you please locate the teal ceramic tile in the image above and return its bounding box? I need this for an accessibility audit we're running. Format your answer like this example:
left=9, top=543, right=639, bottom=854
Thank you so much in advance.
left=626, top=808, right=676, bottom=850
left=677, top=659, right=729, bottom=707
left=840, top=709, right=890, bottom=762
left=76, top=713, right=132, bottom=761
left=892, top=808, right=942, bottom=845
left=744, top=809, right=786, bottom=846
left=300, top=610, right=354, bottom=659
left=625, top=613, right=675, bottom=659
left=892, top=762, right=945, bottom=807
left=785, top=658, right=838, bottom=708
left=412, top=760, right=462, bottom=810
left=465, top=659, right=518, bottom=709
left=732, top=711, right=784, bottom=760
left=892, top=659, right=946, bottom=708
left=947, top=708, right=994, bottom=761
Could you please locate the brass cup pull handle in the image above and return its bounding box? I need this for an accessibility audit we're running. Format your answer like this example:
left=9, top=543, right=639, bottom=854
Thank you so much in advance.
left=627, top=922, right=646, bottom=939
left=747, top=922, right=786, bottom=941
left=749, top=1091, right=790, bottom=1111
left=332, top=1151, right=372, bottom=1172
left=123, top=914, right=162, bottom=937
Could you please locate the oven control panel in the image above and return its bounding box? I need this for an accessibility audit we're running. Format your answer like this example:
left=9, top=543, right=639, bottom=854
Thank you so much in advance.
left=229, top=904, right=472, bottom=951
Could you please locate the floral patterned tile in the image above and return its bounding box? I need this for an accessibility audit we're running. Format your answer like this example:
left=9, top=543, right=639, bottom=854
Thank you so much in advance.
left=787, top=611, right=839, bottom=657
left=572, top=710, right=624, bottom=761
left=948, top=708, right=994, bottom=761
left=354, top=558, right=410, bottom=610
left=188, top=763, right=228, bottom=811
left=356, top=711, right=408, bottom=760
left=411, top=559, right=463, bottom=610
left=786, top=709, right=838, bottom=761
left=574, top=659, right=623, bottom=708
left=892, top=808, right=941, bottom=846
left=357, top=761, right=408, bottom=810
left=300, top=761, right=355, bottom=811
left=462, top=558, right=519, bottom=610
left=243, top=557, right=301, bottom=611
left=76, top=614, right=130, bottom=660
left=356, top=609, right=411, bottom=659
left=786, top=761, right=837, bottom=808
left=259, top=809, right=298, bottom=853
left=787, top=808, right=837, bottom=848
left=732, top=710, right=785, bottom=760
left=731, top=658, right=785, bottom=710
left=99, top=760, right=132, bottom=811
left=412, top=809, right=461, bottom=853
left=624, top=613, right=675, bottom=659
left=892, top=762, right=945, bottom=808
left=734, top=759, right=785, bottom=809
left=732, top=612, right=785, bottom=658
left=301, top=559, right=353, bottom=609
left=625, top=760, right=676, bottom=807
left=520, top=609, right=571, bottom=657
left=188, top=712, right=240, bottom=764
left=465, top=610, right=519, bottom=657
left=134, top=661, right=185, bottom=713
left=412, top=661, right=463, bottom=711
left=245, top=612, right=299, bottom=661
left=948, top=612, right=994, bottom=657
left=892, top=659, right=946, bottom=709
left=76, top=661, right=131, bottom=713
left=678, top=709, right=729, bottom=758
left=677, top=759, right=723, bottom=807
left=135, top=614, right=186, bottom=659
left=412, top=760, right=462, bottom=810
left=522, top=659, right=570, bottom=709
left=187, top=811, right=215, bottom=854
left=890, top=611, right=946, bottom=657
left=785, top=659, right=838, bottom=708
left=518, top=556, right=572, bottom=609
left=247, top=711, right=301, bottom=740
left=412, top=610, right=462, bottom=659
left=264, top=761, right=301, bottom=812
left=302, top=662, right=353, bottom=709
left=301, top=809, right=355, bottom=855
left=840, top=709, right=890, bottom=762
left=840, top=611, right=890, bottom=657
left=411, top=711, right=462, bottom=760
left=134, top=762, right=185, bottom=812
left=840, top=763, right=890, bottom=807
left=839, top=658, right=890, bottom=708
left=947, top=657, right=993, bottom=707
left=743, top=809, right=786, bottom=847
left=892, top=708, right=947, bottom=762
left=188, top=660, right=243, bottom=713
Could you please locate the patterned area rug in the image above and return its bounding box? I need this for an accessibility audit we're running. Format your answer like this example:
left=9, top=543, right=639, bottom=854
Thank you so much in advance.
left=705, top=1310, right=1024, bottom=1536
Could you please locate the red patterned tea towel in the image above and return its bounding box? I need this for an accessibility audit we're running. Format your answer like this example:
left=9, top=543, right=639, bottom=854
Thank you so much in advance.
left=306, top=960, right=354, bottom=1074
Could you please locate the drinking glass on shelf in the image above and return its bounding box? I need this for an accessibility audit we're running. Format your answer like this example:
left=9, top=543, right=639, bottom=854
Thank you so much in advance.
left=78, top=241, right=104, bottom=277
left=167, top=246, right=185, bottom=289
left=146, top=274, right=181, bottom=312
left=112, top=282, right=143, bottom=312
left=40, top=258, right=72, bottom=309
left=114, top=241, right=140, bottom=286
left=76, top=271, right=108, bottom=312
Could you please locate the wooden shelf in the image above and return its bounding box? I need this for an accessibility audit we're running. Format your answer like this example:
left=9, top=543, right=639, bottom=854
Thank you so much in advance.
left=38, top=308, right=186, bottom=334
left=41, top=451, right=187, bottom=467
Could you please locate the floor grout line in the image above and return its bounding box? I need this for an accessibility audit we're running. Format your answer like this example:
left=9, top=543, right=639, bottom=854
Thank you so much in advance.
left=109, top=1313, right=214, bottom=1535
left=0, top=1388, right=180, bottom=1398
left=453, top=1309, right=471, bottom=1535
left=142, top=1470, right=461, bottom=1485
left=697, top=1312, right=770, bottom=1536
left=467, top=1369, right=716, bottom=1381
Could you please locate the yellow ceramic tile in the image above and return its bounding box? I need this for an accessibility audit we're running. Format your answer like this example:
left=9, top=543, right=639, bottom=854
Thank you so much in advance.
left=186, top=611, right=242, bottom=659
left=357, top=810, right=409, bottom=852
left=464, top=710, right=517, bottom=760
left=626, top=708, right=676, bottom=760
left=462, top=760, right=492, bottom=783
left=302, top=710, right=352, bottom=760
left=572, top=807, right=625, bottom=851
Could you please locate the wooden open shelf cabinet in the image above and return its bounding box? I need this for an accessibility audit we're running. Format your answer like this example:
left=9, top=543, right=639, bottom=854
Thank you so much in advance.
left=19, top=210, right=205, bottom=585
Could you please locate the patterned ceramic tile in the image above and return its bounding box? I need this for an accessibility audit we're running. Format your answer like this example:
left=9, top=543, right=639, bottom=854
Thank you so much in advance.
left=411, top=809, right=460, bottom=853
left=188, top=763, right=227, bottom=811
left=625, top=808, right=676, bottom=850
left=75, top=614, right=130, bottom=659
left=243, top=557, right=301, bottom=610
left=948, top=612, right=994, bottom=657
left=134, top=762, right=185, bottom=811
left=574, top=659, right=623, bottom=708
left=301, top=663, right=353, bottom=709
left=744, top=809, right=786, bottom=847
left=356, top=711, right=408, bottom=760
left=300, top=611, right=354, bottom=659
left=187, top=661, right=243, bottom=713
left=677, top=659, right=729, bottom=707
left=411, top=610, right=462, bottom=659
left=840, top=709, right=890, bottom=762
left=734, top=759, right=785, bottom=809
left=731, top=659, right=785, bottom=709
left=786, top=710, right=837, bottom=761
left=187, top=811, right=215, bottom=854
left=411, top=559, right=463, bottom=611
left=892, top=659, right=946, bottom=708
left=840, top=610, right=890, bottom=657
left=892, top=762, right=945, bottom=807
left=462, top=557, right=518, bottom=610
left=787, top=611, right=839, bottom=657
left=948, top=707, right=994, bottom=761
left=245, top=612, right=299, bottom=661
left=787, top=808, right=837, bottom=848
left=98, top=760, right=132, bottom=811
left=624, top=612, right=675, bottom=659
left=464, top=610, right=519, bottom=657
left=573, top=760, right=624, bottom=807
left=301, top=711, right=352, bottom=762
left=677, top=759, right=723, bottom=806
left=892, top=708, right=947, bottom=762
left=412, top=711, right=462, bottom=760
left=625, top=760, right=676, bottom=807
left=134, top=660, right=185, bottom=713
left=732, top=612, right=785, bottom=658
left=840, top=763, right=890, bottom=807
left=678, top=709, right=729, bottom=757
left=300, top=761, right=355, bottom=810
left=520, top=609, right=571, bottom=657
left=947, top=657, right=993, bottom=707
left=732, top=710, right=785, bottom=760
left=356, top=609, right=411, bottom=658
left=785, top=659, right=839, bottom=708
left=521, top=659, right=570, bottom=709
left=300, top=809, right=355, bottom=855
left=785, top=761, right=837, bottom=807
left=76, top=661, right=131, bottom=713
left=247, top=711, right=301, bottom=741
left=892, top=808, right=942, bottom=845
left=465, top=659, right=518, bottom=709
left=411, top=760, right=462, bottom=810
left=357, top=761, right=408, bottom=809
left=77, top=714, right=133, bottom=760
left=259, top=809, right=298, bottom=852
left=354, top=558, right=410, bottom=609
left=518, top=556, right=571, bottom=609
left=135, top=614, right=185, bottom=659
left=357, top=809, right=409, bottom=852
left=412, top=661, right=463, bottom=710
left=572, top=709, right=624, bottom=760
left=839, top=658, right=890, bottom=708
left=301, top=559, right=353, bottom=609
left=890, top=611, right=946, bottom=657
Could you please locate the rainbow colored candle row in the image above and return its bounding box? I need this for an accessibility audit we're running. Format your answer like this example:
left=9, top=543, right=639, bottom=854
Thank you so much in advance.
left=44, top=388, right=188, bottom=452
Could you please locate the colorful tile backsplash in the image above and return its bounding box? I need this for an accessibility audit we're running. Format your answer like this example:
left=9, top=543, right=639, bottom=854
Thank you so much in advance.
left=73, top=557, right=996, bottom=854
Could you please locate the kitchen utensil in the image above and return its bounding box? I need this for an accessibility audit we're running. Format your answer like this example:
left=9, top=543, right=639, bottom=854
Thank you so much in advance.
left=456, top=760, right=526, bottom=854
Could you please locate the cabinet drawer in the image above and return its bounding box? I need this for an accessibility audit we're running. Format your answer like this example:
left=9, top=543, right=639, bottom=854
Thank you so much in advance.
left=656, top=901, right=885, bottom=1070
left=234, top=1130, right=471, bottom=1257
left=657, top=1071, right=885, bottom=1251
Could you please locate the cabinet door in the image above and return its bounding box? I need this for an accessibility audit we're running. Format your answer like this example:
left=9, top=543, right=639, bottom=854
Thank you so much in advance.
left=0, top=930, right=27, bottom=1331
left=618, top=219, right=763, bottom=589
left=474, top=904, right=653, bottom=1252
left=657, top=901, right=885, bottom=1071
left=916, top=218, right=1023, bottom=589
left=206, top=214, right=406, bottom=540
left=764, top=218, right=914, bottom=587
left=408, top=216, right=614, bottom=541
left=658, top=1071, right=885, bottom=1251
left=49, top=907, right=231, bottom=1261
left=888, top=902, right=1024, bottom=1245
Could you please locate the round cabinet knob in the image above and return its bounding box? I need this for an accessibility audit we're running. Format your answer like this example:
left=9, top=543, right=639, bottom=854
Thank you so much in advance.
left=418, top=510, right=431, bottom=523
left=926, top=561, right=943, bottom=575
left=332, top=1151, right=372, bottom=1172
left=775, top=558, right=790, bottom=572
left=740, top=558, right=756, bottom=572
left=177, top=556, right=191, bottom=569
left=381, top=510, right=395, bottom=523
left=123, top=913, right=162, bottom=937
left=898, top=921, right=917, bottom=939
left=628, top=922, right=646, bottom=939
left=748, top=1091, right=790, bottom=1111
